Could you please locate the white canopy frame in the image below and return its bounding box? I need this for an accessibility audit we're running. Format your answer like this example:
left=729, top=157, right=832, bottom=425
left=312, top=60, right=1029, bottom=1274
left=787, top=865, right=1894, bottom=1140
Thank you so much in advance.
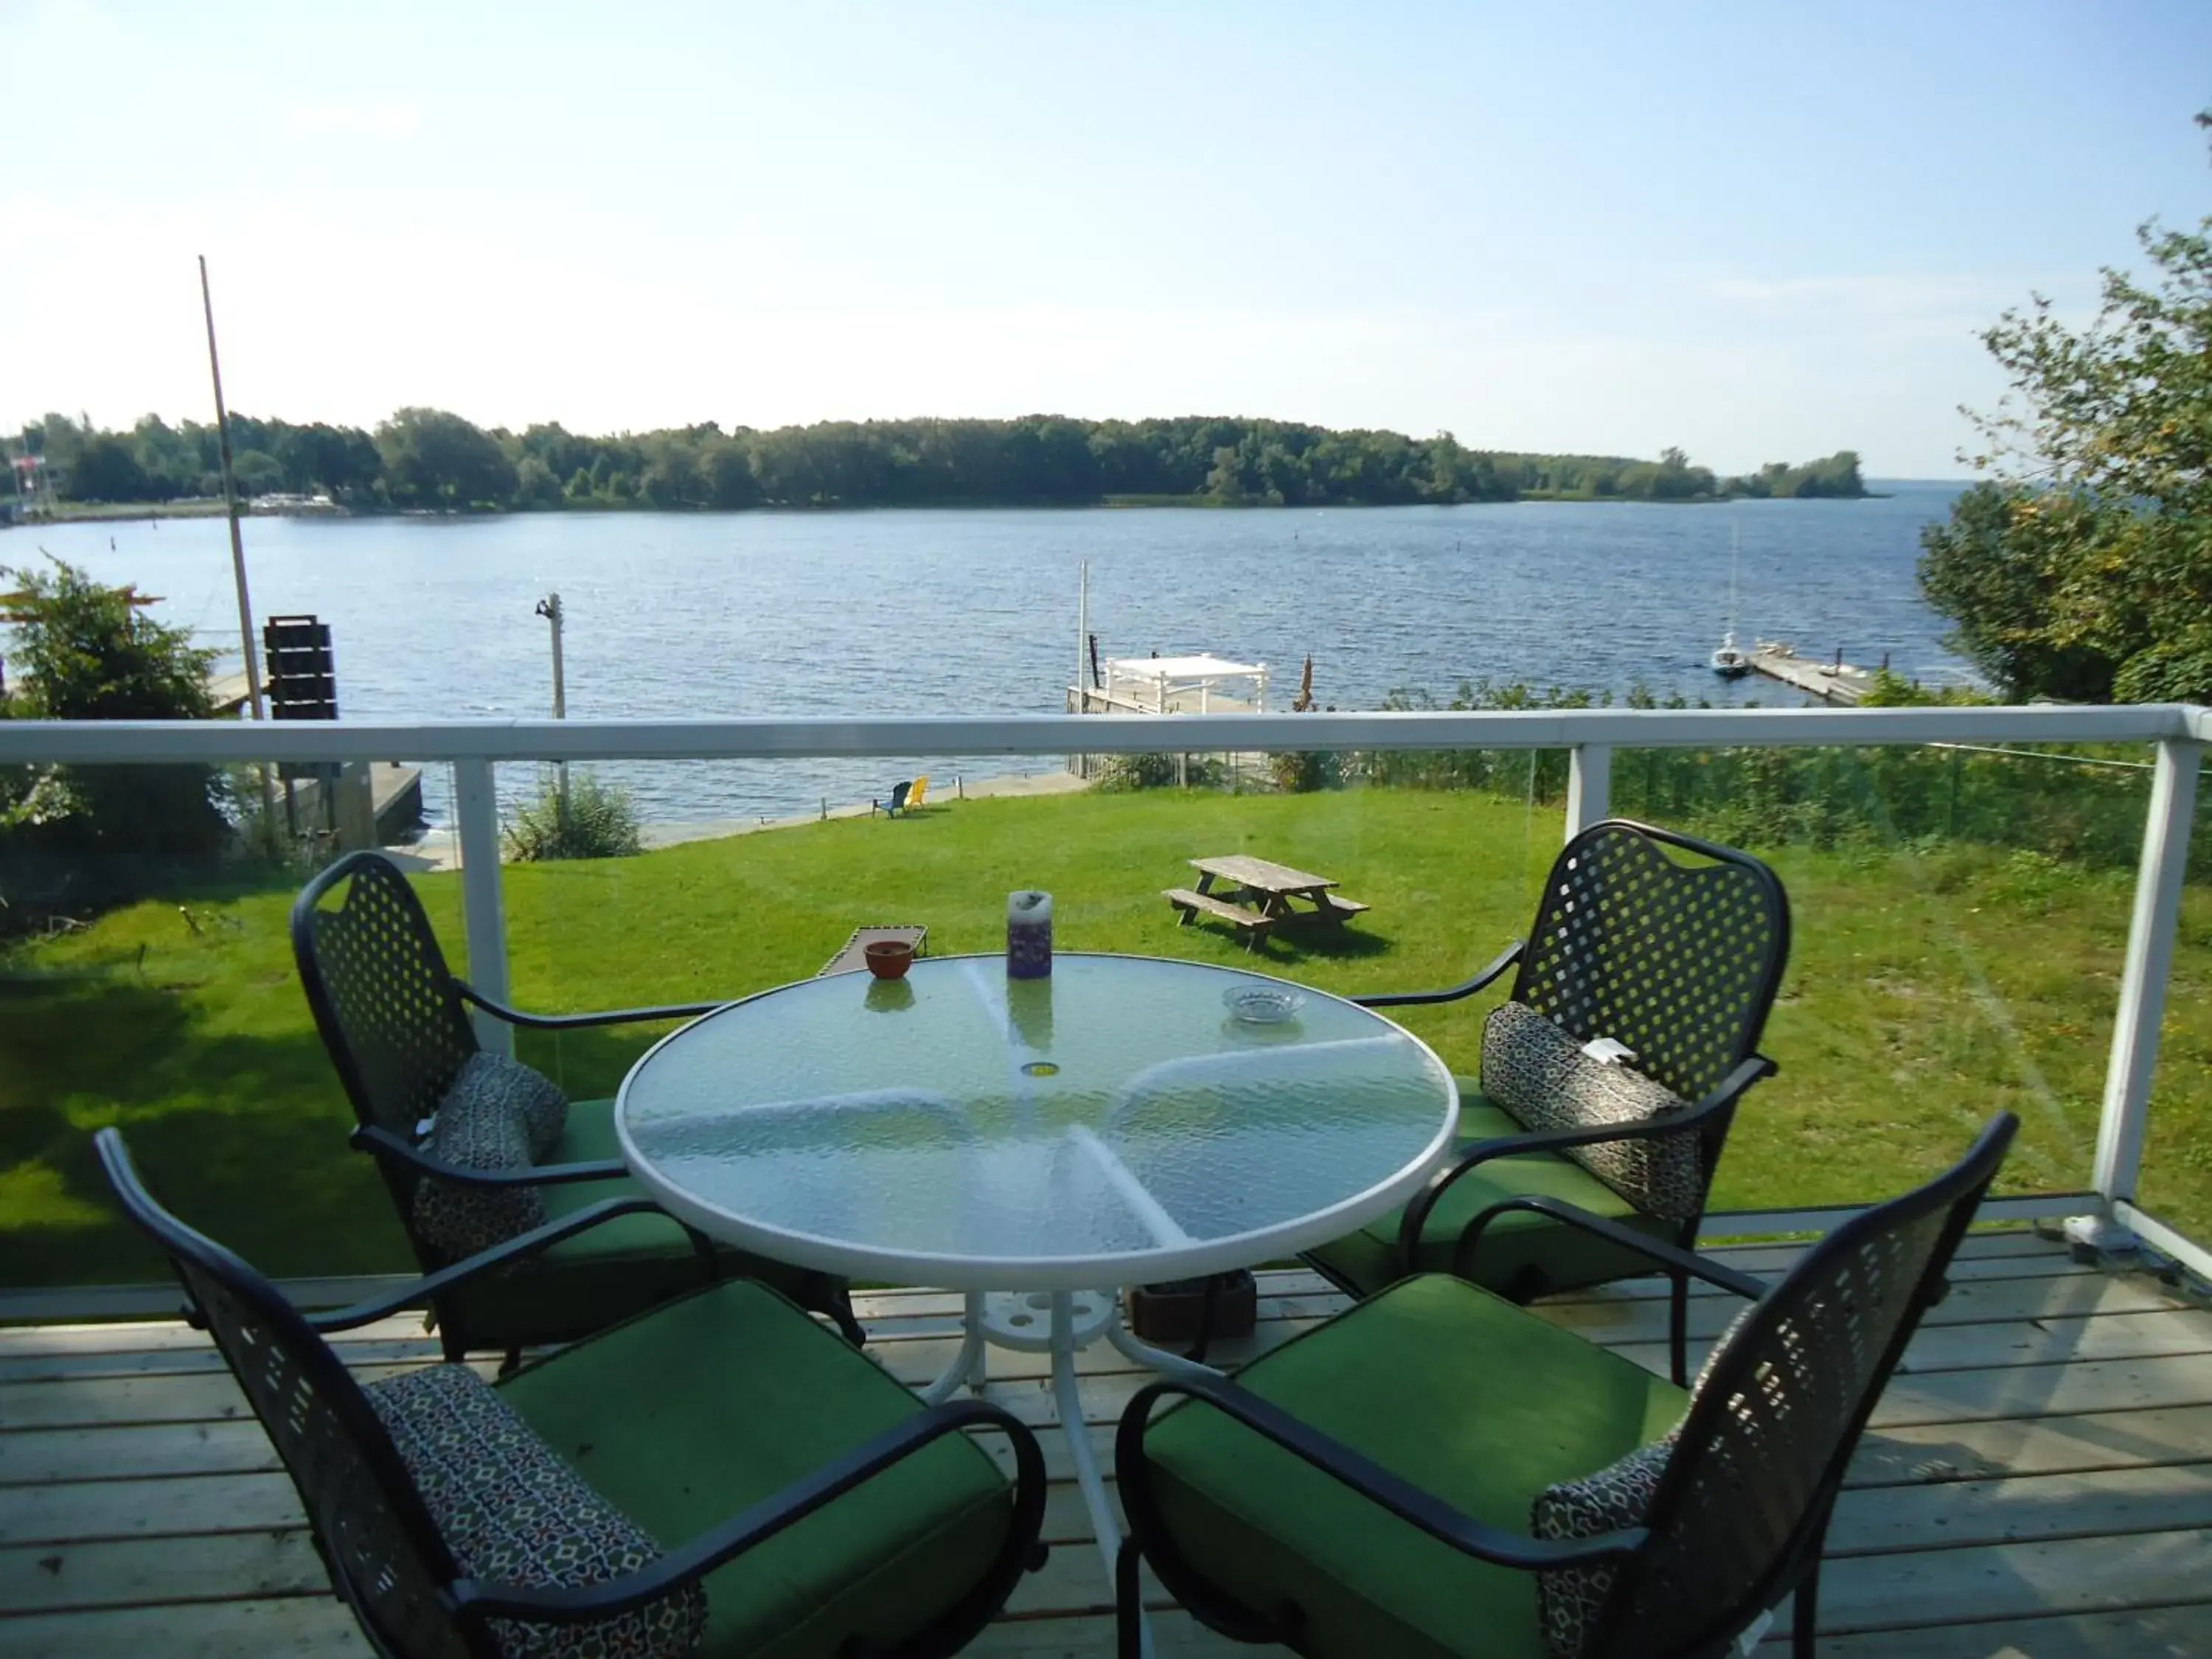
left=1102, top=653, right=1269, bottom=714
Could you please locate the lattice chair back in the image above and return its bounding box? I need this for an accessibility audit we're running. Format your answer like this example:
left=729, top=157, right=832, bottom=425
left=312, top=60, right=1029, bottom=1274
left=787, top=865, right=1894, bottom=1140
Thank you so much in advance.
left=1513, top=820, right=1790, bottom=1104
left=293, top=852, right=481, bottom=1211
left=1601, top=1113, right=2019, bottom=1658
left=96, top=1129, right=476, bottom=1659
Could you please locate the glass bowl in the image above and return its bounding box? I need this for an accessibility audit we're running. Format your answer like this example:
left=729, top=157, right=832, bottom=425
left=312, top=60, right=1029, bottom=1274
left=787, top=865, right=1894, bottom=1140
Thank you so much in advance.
left=1222, top=984, right=1306, bottom=1024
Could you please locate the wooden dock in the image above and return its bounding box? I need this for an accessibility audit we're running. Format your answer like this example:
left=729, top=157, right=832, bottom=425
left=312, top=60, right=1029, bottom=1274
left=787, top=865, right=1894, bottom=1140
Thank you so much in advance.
left=4, top=1231, right=2211, bottom=1655
left=1749, top=641, right=1876, bottom=705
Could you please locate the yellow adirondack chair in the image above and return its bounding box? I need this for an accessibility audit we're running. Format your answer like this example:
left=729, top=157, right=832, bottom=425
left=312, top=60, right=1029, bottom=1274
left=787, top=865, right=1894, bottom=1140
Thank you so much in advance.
left=908, top=774, right=931, bottom=810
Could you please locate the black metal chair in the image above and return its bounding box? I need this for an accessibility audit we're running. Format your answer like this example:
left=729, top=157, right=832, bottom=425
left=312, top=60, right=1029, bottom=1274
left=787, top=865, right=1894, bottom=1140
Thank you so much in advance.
left=1305, top=818, right=1790, bottom=1384
left=292, top=849, right=862, bottom=1361
left=1118, top=1113, right=2019, bottom=1659
left=96, top=1127, right=1049, bottom=1659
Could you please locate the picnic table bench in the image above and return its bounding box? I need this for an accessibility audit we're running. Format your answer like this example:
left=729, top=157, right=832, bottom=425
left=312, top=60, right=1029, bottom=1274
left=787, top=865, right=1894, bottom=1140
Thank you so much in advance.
left=1163, top=855, right=1368, bottom=950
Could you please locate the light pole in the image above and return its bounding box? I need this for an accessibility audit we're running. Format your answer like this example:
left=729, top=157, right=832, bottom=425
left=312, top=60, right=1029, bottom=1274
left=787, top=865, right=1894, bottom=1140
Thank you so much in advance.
left=535, top=593, right=568, bottom=824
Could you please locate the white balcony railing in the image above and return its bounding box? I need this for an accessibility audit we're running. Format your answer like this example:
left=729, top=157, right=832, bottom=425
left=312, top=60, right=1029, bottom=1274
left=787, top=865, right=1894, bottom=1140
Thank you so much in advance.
left=0, top=700, right=2203, bottom=1270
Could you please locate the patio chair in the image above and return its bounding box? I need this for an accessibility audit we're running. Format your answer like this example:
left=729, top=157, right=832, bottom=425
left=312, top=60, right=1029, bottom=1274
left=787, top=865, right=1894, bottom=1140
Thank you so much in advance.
left=1117, top=1113, right=2019, bottom=1659
left=291, top=850, right=864, bottom=1363
left=909, top=773, right=932, bottom=810
left=874, top=779, right=914, bottom=816
left=1304, top=818, right=1789, bottom=1384
left=96, top=1127, right=1049, bottom=1659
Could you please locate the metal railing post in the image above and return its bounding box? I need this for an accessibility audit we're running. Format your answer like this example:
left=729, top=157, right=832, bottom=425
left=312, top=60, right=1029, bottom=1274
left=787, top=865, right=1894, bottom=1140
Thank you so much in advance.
left=1565, top=743, right=1613, bottom=841
left=453, top=758, right=514, bottom=1056
left=2071, top=737, right=2201, bottom=1250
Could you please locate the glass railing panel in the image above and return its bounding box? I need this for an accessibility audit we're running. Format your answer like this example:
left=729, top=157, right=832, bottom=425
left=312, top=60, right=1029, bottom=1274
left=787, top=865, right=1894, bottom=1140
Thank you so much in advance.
left=1615, top=739, right=2156, bottom=1218
left=0, top=751, right=462, bottom=1286
left=500, top=745, right=1572, bottom=1095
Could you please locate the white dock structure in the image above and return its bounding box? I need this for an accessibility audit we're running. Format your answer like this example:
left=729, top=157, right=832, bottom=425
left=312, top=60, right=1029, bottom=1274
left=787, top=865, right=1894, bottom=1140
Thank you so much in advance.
left=1068, top=653, right=1270, bottom=783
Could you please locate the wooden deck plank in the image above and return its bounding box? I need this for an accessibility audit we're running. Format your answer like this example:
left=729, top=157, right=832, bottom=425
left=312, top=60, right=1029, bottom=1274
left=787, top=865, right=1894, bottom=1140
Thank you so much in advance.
left=1851, top=1406, right=2212, bottom=1486
left=0, top=1472, right=303, bottom=1546
left=1601, top=1307, right=2212, bottom=1381
left=1779, top=1604, right=2212, bottom=1657
left=0, top=1598, right=372, bottom=1659
left=1825, top=1462, right=2212, bottom=1555
left=1812, top=1527, right=2212, bottom=1633
left=5, top=1245, right=2211, bottom=1658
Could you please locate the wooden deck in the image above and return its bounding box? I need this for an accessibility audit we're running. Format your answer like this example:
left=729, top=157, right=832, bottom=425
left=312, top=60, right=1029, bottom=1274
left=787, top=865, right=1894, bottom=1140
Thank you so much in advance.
left=4, top=1231, right=2212, bottom=1655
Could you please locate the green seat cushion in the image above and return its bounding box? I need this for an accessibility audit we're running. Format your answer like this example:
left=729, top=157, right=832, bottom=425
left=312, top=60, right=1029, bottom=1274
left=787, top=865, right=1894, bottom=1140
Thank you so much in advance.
left=1138, top=1273, right=1687, bottom=1659
left=498, top=1280, right=1015, bottom=1659
left=1305, top=1098, right=1677, bottom=1300
left=439, top=1097, right=835, bottom=1349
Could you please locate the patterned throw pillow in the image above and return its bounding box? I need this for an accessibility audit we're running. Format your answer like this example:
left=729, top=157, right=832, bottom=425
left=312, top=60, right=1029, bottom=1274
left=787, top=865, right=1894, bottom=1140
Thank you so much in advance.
left=1530, top=1435, right=1674, bottom=1659
left=1480, top=1001, right=1702, bottom=1220
left=366, top=1364, right=707, bottom=1658
left=447, top=1051, right=569, bottom=1161
left=411, top=1088, right=546, bottom=1263
left=1529, top=1293, right=1770, bottom=1658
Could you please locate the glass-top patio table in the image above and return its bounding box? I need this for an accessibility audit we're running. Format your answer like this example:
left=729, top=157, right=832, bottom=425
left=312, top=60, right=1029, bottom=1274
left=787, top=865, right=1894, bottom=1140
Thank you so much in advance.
left=616, top=952, right=1459, bottom=1599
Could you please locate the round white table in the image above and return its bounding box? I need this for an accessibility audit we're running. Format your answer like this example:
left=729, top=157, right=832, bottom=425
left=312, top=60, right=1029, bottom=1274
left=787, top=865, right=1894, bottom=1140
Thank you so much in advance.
left=616, top=952, right=1459, bottom=1598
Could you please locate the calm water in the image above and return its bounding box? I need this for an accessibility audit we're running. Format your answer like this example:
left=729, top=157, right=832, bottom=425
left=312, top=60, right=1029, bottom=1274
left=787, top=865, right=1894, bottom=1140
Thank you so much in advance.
left=10, top=484, right=1968, bottom=824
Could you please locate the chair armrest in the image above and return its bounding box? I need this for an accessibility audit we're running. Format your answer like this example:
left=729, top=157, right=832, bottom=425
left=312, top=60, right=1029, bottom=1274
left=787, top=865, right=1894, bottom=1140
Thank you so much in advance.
left=1116, top=1374, right=1643, bottom=1573
left=448, top=1397, right=1049, bottom=1624
left=1353, top=941, right=1523, bottom=1009
left=1398, top=1054, right=1776, bottom=1270
left=307, top=1197, right=700, bottom=1331
left=350, top=1124, right=627, bottom=1187
left=455, top=978, right=726, bottom=1030
left=1453, top=1197, right=1768, bottom=1301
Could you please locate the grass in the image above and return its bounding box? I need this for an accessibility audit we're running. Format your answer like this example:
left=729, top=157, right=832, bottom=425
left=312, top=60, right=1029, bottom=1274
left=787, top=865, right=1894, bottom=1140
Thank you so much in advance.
left=4, top=784, right=2206, bottom=1289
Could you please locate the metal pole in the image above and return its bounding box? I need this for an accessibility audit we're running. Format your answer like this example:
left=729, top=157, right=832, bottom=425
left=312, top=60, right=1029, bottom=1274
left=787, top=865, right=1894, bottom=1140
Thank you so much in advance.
left=198, top=257, right=265, bottom=724
left=535, top=594, right=568, bottom=821
left=453, top=757, right=514, bottom=1056
left=2073, top=737, right=2201, bottom=1249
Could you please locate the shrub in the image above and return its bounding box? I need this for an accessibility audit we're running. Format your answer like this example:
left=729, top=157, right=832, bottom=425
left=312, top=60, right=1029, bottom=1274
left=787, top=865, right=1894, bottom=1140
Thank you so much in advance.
left=504, top=772, right=643, bottom=860
left=0, top=560, right=232, bottom=929
left=1267, top=749, right=1340, bottom=793
left=1094, top=752, right=1228, bottom=791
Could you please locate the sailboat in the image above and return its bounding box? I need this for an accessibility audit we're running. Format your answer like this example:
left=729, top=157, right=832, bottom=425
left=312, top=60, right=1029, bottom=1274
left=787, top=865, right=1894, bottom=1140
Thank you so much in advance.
left=1710, top=526, right=1753, bottom=678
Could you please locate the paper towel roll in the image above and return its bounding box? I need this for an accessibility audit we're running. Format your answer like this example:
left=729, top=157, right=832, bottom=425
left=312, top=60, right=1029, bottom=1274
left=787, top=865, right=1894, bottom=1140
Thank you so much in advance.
left=1007, top=889, right=1053, bottom=978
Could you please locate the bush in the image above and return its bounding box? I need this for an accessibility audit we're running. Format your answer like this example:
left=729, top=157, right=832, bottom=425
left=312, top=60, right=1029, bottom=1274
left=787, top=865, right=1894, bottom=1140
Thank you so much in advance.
left=1267, top=750, right=1340, bottom=793
left=1094, top=752, right=1226, bottom=791
left=0, top=560, right=230, bottom=921
left=504, top=773, right=644, bottom=860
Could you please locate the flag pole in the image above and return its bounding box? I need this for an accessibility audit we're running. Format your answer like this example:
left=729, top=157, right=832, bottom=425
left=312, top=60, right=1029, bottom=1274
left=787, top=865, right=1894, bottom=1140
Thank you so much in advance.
left=198, top=255, right=266, bottom=723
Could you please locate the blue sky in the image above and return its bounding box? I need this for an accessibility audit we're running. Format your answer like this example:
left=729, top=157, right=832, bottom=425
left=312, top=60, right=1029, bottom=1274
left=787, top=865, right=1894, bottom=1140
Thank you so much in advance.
left=4, top=0, right=2208, bottom=475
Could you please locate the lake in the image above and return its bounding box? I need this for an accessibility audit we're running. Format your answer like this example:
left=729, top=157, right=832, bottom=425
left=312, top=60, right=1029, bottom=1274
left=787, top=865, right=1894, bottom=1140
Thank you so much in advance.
left=9, top=484, right=1969, bottom=825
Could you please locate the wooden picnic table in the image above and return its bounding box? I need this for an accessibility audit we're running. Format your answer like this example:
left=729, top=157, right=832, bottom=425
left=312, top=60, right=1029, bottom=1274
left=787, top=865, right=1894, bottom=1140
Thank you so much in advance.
left=1164, top=854, right=1369, bottom=949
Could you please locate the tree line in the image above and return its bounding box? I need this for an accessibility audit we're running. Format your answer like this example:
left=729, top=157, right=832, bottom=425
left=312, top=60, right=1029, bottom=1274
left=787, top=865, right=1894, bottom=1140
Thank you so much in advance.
left=6, top=408, right=1865, bottom=512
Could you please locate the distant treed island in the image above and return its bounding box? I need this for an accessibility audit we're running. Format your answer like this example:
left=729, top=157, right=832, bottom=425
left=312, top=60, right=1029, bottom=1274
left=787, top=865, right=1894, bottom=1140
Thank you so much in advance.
left=7, top=408, right=1867, bottom=513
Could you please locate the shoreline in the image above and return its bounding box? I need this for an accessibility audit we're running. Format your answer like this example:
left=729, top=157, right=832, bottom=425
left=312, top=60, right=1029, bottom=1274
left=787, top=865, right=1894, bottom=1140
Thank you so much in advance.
left=6, top=491, right=1887, bottom=528
left=383, top=765, right=1092, bottom=874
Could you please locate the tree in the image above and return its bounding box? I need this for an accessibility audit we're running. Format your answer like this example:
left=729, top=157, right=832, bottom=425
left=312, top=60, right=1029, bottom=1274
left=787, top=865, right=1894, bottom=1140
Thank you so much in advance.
left=704, top=442, right=759, bottom=509
left=63, top=436, right=150, bottom=502
left=0, top=560, right=228, bottom=863
left=375, top=407, right=517, bottom=509
left=512, top=456, right=564, bottom=508
left=1919, top=111, right=2212, bottom=701
left=232, top=449, right=284, bottom=495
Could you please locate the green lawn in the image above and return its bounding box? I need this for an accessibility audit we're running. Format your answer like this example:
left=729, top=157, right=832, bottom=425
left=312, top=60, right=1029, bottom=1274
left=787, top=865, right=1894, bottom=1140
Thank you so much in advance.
left=4, top=784, right=2206, bottom=1287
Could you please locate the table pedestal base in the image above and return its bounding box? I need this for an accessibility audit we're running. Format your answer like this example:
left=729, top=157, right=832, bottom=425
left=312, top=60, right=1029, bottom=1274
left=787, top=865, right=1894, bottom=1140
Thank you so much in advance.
left=918, top=1286, right=1225, bottom=1656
